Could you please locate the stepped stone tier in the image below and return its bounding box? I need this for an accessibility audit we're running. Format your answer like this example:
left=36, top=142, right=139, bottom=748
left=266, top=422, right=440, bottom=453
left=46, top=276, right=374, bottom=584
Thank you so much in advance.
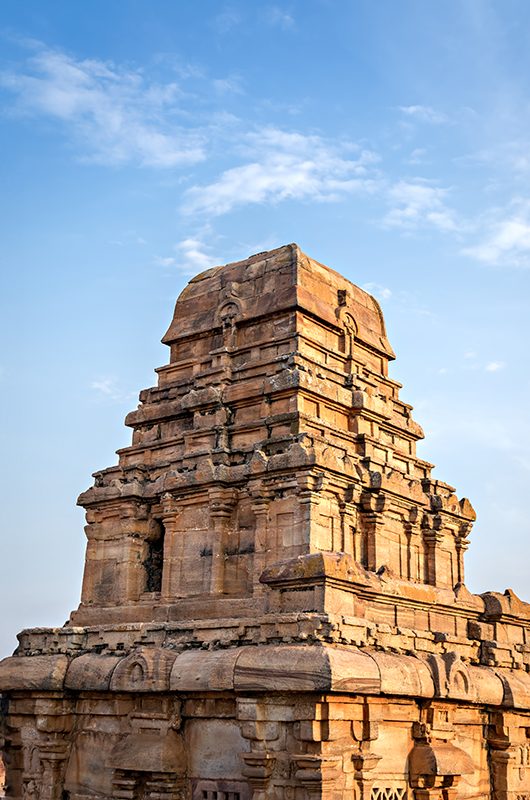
left=1, top=243, right=530, bottom=800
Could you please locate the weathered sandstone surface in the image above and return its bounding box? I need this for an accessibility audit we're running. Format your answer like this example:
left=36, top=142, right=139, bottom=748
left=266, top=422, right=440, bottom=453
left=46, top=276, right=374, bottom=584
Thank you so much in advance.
left=1, top=244, right=529, bottom=800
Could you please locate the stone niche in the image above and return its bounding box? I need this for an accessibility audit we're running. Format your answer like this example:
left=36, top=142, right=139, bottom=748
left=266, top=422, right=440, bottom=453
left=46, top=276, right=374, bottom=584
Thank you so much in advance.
left=1, top=243, right=529, bottom=800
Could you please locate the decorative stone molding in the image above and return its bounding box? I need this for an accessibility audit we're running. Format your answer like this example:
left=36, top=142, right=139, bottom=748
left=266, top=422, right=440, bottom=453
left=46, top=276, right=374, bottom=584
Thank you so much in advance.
left=241, top=752, right=276, bottom=800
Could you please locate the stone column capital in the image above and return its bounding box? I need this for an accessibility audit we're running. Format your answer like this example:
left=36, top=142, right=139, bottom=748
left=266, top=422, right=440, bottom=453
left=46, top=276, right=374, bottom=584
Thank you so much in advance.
left=208, top=486, right=238, bottom=516
left=293, top=754, right=341, bottom=785
left=160, top=492, right=183, bottom=518
left=241, top=751, right=276, bottom=787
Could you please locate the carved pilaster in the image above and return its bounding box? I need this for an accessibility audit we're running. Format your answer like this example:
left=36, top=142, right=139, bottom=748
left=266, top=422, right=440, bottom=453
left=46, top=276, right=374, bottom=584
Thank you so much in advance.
left=487, top=712, right=513, bottom=800
left=351, top=751, right=381, bottom=800
left=37, top=742, right=69, bottom=800
left=2, top=716, right=23, bottom=800
left=297, top=473, right=324, bottom=553
left=339, top=500, right=357, bottom=556
left=358, top=488, right=387, bottom=572
left=292, top=755, right=341, bottom=800
left=160, top=492, right=183, bottom=600
left=30, top=698, right=73, bottom=800
left=402, top=506, right=422, bottom=582
left=209, top=488, right=238, bottom=595
left=455, top=524, right=471, bottom=586
left=250, top=485, right=272, bottom=587
left=237, top=698, right=279, bottom=800
left=351, top=699, right=382, bottom=800
left=241, top=752, right=276, bottom=800
left=81, top=500, right=155, bottom=604
left=410, top=706, right=472, bottom=800
left=422, top=514, right=444, bottom=587
left=361, top=512, right=383, bottom=572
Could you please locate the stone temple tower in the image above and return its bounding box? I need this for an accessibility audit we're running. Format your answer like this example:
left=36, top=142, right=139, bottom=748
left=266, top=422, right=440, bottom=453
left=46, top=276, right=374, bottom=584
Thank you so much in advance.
left=1, top=244, right=530, bottom=800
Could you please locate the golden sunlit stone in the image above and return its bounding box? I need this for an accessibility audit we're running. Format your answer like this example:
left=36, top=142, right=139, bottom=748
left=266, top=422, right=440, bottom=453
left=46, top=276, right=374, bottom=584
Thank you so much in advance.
left=1, top=244, right=529, bottom=800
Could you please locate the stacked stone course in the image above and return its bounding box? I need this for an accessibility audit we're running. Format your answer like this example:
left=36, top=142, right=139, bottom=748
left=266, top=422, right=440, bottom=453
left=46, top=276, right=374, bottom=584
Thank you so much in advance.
left=1, top=244, right=529, bottom=800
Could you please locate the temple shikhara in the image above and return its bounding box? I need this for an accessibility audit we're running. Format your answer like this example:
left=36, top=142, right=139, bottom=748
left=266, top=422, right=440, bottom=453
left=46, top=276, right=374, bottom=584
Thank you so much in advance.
left=2, top=243, right=530, bottom=800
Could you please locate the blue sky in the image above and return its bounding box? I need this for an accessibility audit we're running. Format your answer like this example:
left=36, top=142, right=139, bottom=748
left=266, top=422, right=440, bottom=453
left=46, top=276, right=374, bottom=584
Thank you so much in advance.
left=1, top=0, right=529, bottom=656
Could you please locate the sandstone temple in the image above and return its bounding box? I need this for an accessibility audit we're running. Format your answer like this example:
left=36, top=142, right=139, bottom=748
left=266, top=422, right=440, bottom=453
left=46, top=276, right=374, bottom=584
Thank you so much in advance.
left=1, top=244, right=529, bottom=800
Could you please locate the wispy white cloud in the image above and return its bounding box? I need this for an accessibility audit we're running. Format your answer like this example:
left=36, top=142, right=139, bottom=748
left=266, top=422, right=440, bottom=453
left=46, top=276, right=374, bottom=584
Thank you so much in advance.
left=174, top=237, right=219, bottom=273
left=90, top=377, right=134, bottom=403
left=422, top=409, right=528, bottom=456
left=399, top=105, right=449, bottom=124
left=462, top=199, right=530, bottom=266
left=515, top=454, right=530, bottom=473
left=485, top=360, right=505, bottom=372
left=446, top=351, right=506, bottom=374
left=183, top=127, right=380, bottom=216
left=213, top=7, right=242, bottom=34
left=213, top=76, right=244, bottom=95
left=383, top=179, right=459, bottom=232
left=1, top=45, right=206, bottom=167
left=363, top=282, right=392, bottom=301
left=407, top=147, right=428, bottom=165
left=155, top=235, right=219, bottom=275
left=462, top=140, right=530, bottom=177
left=265, top=6, right=295, bottom=29
left=432, top=351, right=507, bottom=376
left=154, top=256, right=178, bottom=267
left=257, top=97, right=305, bottom=116
left=109, top=230, right=147, bottom=246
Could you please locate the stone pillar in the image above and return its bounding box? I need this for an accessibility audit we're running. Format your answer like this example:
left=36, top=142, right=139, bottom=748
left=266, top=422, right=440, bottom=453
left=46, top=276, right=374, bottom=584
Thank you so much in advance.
left=250, top=485, right=272, bottom=589
left=2, top=714, right=23, bottom=800
left=37, top=742, right=69, bottom=800
left=241, top=753, right=276, bottom=800
left=351, top=751, right=381, bottom=800
left=410, top=707, right=472, bottom=800
left=298, top=474, right=324, bottom=552
left=237, top=698, right=279, bottom=800
left=209, top=488, right=238, bottom=595
left=81, top=501, right=154, bottom=605
left=422, top=518, right=444, bottom=587
left=403, top=506, right=422, bottom=581
left=160, top=492, right=183, bottom=601
left=299, top=489, right=321, bottom=546
left=339, top=500, right=357, bottom=556
left=358, top=487, right=388, bottom=572
left=32, top=698, right=72, bottom=800
left=293, top=755, right=340, bottom=800
left=455, top=524, right=470, bottom=586
left=361, top=512, right=384, bottom=572
left=351, top=699, right=382, bottom=800
left=489, top=751, right=512, bottom=800
left=487, top=712, right=512, bottom=800
left=403, top=521, right=414, bottom=581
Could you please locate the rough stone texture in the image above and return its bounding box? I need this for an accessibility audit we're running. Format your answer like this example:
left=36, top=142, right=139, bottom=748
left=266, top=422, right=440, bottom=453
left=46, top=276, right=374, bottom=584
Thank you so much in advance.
left=1, top=243, right=529, bottom=800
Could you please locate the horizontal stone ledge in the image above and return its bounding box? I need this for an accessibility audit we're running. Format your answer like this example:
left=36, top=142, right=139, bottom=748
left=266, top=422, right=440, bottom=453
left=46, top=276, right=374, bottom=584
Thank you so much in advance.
left=0, top=654, right=69, bottom=691
left=0, top=644, right=528, bottom=709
